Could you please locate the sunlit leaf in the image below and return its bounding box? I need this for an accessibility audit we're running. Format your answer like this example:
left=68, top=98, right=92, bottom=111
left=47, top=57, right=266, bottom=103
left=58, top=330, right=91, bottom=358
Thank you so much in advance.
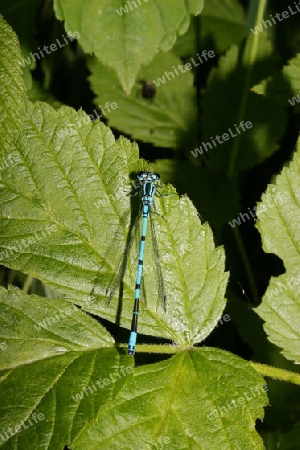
left=255, top=143, right=300, bottom=363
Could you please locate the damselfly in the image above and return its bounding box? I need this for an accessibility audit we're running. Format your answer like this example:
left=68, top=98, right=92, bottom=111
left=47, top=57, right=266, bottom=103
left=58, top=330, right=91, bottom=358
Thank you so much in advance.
left=91, top=171, right=166, bottom=355
left=127, top=171, right=164, bottom=355
left=101, top=171, right=166, bottom=356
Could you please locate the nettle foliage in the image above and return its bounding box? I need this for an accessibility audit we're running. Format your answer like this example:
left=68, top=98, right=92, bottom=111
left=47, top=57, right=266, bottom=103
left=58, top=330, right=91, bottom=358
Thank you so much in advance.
left=0, top=1, right=300, bottom=449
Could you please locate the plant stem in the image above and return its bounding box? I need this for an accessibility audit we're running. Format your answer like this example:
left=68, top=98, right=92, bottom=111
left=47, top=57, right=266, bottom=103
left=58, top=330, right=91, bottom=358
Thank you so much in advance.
left=233, top=226, right=259, bottom=303
left=228, top=0, right=268, bottom=176
left=250, top=362, right=300, bottom=385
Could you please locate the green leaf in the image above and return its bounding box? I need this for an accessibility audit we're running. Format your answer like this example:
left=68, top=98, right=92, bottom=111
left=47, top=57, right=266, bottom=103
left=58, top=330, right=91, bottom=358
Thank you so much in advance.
left=88, top=51, right=198, bottom=148
left=73, top=349, right=267, bottom=450
left=0, top=286, right=113, bottom=370
left=255, top=143, right=300, bottom=363
left=0, top=99, right=228, bottom=348
left=0, top=287, right=126, bottom=449
left=200, top=33, right=287, bottom=172
left=252, top=53, right=300, bottom=112
left=53, top=0, right=204, bottom=93
left=0, top=287, right=268, bottom=448
left=0, top=15, right=27, bottom=152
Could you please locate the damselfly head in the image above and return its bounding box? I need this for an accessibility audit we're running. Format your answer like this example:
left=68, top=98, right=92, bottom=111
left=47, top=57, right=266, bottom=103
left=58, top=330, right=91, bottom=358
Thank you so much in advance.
left=138, top=171, right=160, bottom=182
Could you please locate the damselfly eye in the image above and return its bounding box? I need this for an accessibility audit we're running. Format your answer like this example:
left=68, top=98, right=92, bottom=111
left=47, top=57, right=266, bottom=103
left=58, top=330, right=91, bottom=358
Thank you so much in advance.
left=138, top=171, right=147, bottom=180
